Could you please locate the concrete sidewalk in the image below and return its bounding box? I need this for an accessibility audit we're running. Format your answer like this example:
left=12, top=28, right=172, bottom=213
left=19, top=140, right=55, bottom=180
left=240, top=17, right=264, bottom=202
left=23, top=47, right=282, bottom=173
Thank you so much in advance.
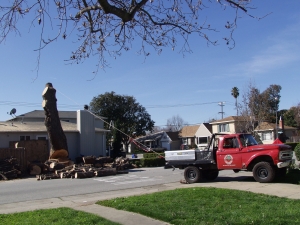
left=1, top=173, right=300, bottom=225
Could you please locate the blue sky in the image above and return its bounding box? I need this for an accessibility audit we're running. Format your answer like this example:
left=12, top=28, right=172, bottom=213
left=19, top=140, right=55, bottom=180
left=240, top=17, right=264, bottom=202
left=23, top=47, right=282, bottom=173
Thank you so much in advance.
left=0, top=1, right=299, bottom=128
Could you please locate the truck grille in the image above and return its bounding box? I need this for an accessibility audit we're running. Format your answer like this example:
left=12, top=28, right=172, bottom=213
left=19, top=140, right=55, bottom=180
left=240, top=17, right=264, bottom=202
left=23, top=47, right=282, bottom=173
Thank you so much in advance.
left=279, top=150, right=293, bottom=160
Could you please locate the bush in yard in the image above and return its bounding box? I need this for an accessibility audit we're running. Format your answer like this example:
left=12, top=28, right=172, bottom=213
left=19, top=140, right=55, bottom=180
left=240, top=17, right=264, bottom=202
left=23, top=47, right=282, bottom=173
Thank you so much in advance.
left=285, top=142, right=299, bottom=151
left=143, top=153, right=165, bottom=159
left=140, top=158, right=165, bottom=167
left=294, top=143, right=300, bottom=161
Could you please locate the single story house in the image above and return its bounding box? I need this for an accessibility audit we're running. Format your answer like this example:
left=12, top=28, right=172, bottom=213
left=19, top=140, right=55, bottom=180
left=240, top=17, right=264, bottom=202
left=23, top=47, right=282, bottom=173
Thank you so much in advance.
left=194, top=123, right=212, bottom=149
left=179, top=123, right=212, bottom=149
left=1, top=110, right=110, bottom=160
left=129, top=131, right=181, bottom=152
left=254, top=118, right=298, bottom=144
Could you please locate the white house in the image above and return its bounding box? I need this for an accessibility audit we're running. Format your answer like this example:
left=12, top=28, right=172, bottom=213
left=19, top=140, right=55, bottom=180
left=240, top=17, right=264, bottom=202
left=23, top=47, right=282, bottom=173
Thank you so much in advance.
left=254, top=119, right=297, bottom=144
left=209, top=116, right=254, bottom=134
left=179, top=123, right=212, bottom=149
left=194, top=123, right=212, bottom=149
left=1, top=110, right=110, bottom=160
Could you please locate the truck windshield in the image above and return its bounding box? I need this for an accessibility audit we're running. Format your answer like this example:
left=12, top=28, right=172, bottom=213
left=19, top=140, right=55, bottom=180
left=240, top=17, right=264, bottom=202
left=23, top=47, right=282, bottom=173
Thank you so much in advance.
left=239, top=134, right=258, bottom=147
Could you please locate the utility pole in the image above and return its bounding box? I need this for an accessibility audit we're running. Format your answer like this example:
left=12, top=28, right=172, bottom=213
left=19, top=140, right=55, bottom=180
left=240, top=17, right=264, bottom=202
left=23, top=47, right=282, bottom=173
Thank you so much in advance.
left=218, top=102, right=225, bottom=119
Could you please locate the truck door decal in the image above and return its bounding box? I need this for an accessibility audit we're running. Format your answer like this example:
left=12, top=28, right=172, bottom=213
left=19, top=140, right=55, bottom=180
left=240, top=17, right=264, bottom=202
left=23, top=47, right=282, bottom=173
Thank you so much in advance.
left=224, top=154, right=233, bottom=165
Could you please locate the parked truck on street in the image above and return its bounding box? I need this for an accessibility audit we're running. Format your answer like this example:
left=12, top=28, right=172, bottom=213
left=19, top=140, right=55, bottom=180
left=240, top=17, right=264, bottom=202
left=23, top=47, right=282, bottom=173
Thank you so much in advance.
left=165, top=133, right=293, bottom=183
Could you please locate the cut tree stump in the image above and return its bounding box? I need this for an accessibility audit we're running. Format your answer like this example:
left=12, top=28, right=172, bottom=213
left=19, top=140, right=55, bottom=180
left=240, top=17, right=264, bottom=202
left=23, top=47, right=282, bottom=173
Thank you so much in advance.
left=42, top=83, right=68, bottom=159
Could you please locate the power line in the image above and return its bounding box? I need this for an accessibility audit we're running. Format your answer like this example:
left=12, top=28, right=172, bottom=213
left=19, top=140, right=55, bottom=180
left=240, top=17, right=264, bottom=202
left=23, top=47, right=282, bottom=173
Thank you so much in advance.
left=0, top=100, right=234, bottom=109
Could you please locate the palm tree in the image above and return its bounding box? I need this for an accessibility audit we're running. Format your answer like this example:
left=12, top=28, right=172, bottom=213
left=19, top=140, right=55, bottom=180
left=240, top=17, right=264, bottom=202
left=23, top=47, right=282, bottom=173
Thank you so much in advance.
left=231, top=87, right=239, bottom=116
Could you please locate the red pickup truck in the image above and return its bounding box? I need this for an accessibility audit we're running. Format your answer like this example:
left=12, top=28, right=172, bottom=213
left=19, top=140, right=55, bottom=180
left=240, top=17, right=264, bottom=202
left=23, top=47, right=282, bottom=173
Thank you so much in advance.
left=165, top=133, right=293, bottom=183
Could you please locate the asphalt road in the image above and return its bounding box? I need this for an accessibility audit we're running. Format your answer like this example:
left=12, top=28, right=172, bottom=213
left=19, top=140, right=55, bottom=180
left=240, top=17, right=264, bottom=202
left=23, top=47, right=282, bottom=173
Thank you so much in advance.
left=0, top=167, right=243, bottom=205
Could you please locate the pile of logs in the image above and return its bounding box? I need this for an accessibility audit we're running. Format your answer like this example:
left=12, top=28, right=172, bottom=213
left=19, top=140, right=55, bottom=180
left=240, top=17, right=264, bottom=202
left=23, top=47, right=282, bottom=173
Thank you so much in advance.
left=28, top=156, right=132, bottom=181
left=0, top=157, right=21, bottom=180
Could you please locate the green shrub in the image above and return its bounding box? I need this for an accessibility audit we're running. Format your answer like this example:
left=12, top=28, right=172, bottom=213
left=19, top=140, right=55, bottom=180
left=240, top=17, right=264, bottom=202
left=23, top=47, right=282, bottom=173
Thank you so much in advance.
left=285, top=142, right=299, bottom=151
left=294, top=143, right=300, bottom=161
left=188, top=144, right=197, bottom=149
left=140, top=158, right=165, bottom=167
left=143, top=152, right=165, bottom=159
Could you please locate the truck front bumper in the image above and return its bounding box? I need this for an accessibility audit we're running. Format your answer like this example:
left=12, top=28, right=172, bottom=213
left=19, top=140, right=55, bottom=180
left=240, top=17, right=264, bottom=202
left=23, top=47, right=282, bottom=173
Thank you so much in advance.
left=277, top=160, right=292, bottom=168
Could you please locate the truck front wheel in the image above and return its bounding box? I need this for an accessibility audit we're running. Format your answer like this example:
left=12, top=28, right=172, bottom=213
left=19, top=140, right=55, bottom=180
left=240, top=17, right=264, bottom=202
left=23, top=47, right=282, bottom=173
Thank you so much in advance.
left=253, top=162, right=275, bottom=183
left=184, top=166, right=201, bottom=183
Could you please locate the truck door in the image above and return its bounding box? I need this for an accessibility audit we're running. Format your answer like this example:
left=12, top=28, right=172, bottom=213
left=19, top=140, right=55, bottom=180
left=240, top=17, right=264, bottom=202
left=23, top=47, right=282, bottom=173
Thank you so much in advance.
left=217, top=137, right=242, bottom=169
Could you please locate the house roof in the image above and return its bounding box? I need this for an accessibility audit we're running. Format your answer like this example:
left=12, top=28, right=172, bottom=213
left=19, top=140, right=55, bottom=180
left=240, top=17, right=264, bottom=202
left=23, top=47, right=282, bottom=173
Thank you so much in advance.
left=166, top=131, right=180, bottom=141
left=135, top=131, right=165, bottom=142
left=202, top=123, right=212, bottom=132
left=179, top=125, right=200, bottom=138
left=209, top=116, right=251, bottom=124
left=0, top=121, right=109, bottom=133
left=254, top=122, right=297, bottom=131
left=7, top=110, right=106, bottom=121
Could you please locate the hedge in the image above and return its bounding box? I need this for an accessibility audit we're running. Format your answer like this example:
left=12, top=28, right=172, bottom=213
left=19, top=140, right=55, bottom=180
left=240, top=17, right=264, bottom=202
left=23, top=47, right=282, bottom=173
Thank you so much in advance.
left=294, top=143, right=300, bottom=161
left=140, top=158, right=165, bottom=167
left=143, top=152, right=165, bottom=159
left=285, top=142, right=299, bottom=151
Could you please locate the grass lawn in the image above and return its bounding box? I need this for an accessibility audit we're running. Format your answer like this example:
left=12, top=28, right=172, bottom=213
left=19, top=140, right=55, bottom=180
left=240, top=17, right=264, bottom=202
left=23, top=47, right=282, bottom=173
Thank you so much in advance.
left=97, top=187, right=300, bottom=225
left=0, top=207, right=121, bottom=225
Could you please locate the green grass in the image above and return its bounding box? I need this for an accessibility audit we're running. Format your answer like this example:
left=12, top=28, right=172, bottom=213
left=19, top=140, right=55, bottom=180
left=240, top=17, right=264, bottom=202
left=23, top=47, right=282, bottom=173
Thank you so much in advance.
left=0, top=207, right=120, bottom=225
left=97, top=187, right=300, bottom=225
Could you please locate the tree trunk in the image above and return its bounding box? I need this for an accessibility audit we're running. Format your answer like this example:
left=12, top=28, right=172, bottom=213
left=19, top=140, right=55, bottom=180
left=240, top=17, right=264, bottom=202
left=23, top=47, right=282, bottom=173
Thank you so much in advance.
left=42, top=83, right=68, bottom=159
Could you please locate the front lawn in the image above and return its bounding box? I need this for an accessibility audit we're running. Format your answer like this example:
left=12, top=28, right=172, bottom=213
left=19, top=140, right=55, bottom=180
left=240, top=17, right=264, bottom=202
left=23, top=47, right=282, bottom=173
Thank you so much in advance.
left=0, top=207, right=120, bottom=225
left=98, top=187, right=300, bottom=225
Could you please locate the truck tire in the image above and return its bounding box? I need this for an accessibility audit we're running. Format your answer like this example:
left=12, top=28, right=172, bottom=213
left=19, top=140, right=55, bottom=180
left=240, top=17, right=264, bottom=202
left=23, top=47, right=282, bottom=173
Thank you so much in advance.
left=184, top=166, right=201, bottom=183
left=253, top=162, right=275, bottom=183
left=203, top=170, right=219, bottom=181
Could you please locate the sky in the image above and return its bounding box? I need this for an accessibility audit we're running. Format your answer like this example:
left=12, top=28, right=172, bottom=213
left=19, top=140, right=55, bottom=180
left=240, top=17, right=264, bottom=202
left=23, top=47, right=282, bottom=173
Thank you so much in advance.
left=0, top=1, right=299, bottom=128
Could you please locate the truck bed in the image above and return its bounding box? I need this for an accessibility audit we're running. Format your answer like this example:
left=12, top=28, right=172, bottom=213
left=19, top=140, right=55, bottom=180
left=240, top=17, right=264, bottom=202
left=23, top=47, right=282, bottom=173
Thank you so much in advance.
left=165, top=149, right=215, bottom=167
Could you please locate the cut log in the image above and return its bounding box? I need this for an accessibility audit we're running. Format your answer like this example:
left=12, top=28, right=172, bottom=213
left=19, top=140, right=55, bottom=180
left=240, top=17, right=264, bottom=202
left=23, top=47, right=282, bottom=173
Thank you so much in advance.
left=82, top=156, right=96, bottom=164
left=50, top=149, right=69, bottom=159
left=49, top=162, right=66, bottom=170
left=37, top=173, right=60, bottom=180
left=0, top=173, right=8, bottom=180
left=75, top=171, right=95, bottom=179
left=94, top=168, right=117, bottom=177
left=28, top=164, right=42, bottom=175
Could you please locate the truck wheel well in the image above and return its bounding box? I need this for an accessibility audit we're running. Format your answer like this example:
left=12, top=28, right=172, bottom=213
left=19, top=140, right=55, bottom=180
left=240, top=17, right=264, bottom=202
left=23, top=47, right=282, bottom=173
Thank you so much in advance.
left=247, top=156, right=274, bottom=171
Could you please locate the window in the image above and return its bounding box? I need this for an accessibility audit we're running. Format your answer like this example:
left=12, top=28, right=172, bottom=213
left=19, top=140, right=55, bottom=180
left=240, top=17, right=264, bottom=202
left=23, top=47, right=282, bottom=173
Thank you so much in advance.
left=218, top=124, right=229, bottom=132
left=37, top=136, right=47, bottom=140
left=223, top=138, right=239, bottom=148
left=261, top=132, right=272, bottom=141
left=198, top=137, right=208, bottom=144
left=20, top=136, right=30, bottom=141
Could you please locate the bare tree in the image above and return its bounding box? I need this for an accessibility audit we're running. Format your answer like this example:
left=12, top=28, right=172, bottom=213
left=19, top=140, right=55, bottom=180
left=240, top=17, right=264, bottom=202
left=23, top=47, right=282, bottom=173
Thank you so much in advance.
left=166, top=115, right=186, bottom=132
left=0, top=1, right=264, bottom=73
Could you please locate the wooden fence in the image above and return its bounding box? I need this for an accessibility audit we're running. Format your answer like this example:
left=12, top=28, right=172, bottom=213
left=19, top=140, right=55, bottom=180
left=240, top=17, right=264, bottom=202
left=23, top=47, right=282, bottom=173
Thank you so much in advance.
left=0, top=140, right=49, bottom=172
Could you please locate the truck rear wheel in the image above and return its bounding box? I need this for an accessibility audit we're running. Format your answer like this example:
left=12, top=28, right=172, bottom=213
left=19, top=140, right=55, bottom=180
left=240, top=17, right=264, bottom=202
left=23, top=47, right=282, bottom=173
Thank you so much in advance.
left=253, top=162, right=275, bottom=183
left=203, top=170, right=219, bottom=181
left=184, top=166, right=201, bottom=183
